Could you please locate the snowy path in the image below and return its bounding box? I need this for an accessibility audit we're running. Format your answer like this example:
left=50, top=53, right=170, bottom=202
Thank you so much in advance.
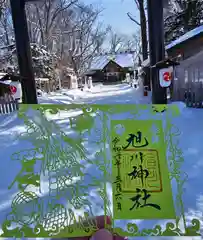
left=39, top=84, right=151, bottom=105
left=0, top=84, right=203, bottom=240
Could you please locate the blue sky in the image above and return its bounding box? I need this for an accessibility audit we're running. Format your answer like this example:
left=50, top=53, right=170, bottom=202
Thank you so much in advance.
left=87, top=0, right=139, bottom=35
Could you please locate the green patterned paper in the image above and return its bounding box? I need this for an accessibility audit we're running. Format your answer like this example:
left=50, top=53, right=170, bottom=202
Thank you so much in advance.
left=0, top=104, right=201, bottom=238
left=111, top=120, right=175, bottom=219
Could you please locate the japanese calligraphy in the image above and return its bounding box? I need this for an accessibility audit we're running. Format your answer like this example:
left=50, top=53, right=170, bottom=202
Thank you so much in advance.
left=127, top=151, right=149, bottom=187
left=129, top=188, right=161, bottom=211
left=112, top=137, right=122, bottom=152
left=121, top=150, right=162, bottom=191
left=132, top=152, right=144, bottom=163
left=112, top=137, right=122, bottom=211
left=128, top=165, right=149, bottom=186
left=127, top=150, right=160, bottom=211
left=122, top=131, right=149, bottom=149
left=114, top=176, right=122, bottom=192
left=111, top=119, right=176, bottom=220
left=114, top=154, right=122, bottom=167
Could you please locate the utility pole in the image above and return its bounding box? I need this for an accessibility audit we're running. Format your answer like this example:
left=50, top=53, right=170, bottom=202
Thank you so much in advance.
left=147, top=0, right=167, bottom=104
left=10, top=0, right=38, bottom=104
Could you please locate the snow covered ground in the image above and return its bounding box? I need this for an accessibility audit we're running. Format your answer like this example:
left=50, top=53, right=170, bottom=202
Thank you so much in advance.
left=39, top=84, right=151, bottom=105
left=0, top=84, right=203, bottom=240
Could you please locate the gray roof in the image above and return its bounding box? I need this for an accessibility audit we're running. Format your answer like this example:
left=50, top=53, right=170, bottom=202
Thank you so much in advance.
left=90, top=53, right=135, bottom=70
left=166, top=25, right=203, bottom=50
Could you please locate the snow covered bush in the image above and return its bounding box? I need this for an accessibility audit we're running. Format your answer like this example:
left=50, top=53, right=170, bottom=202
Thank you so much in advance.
left=30, top=43, right=59, bottom=80
left=0, top=43, right=60, bottom=87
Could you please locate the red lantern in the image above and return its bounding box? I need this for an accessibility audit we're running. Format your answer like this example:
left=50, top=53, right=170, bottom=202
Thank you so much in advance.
left=9, top=85, right=17, bottom=94
left=163, top=72, right=171, bottom=82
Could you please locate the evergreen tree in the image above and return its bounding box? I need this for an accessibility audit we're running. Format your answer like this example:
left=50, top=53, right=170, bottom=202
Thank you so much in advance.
left=0, top=43, right=59, bottom=89
left=164, top=0, right=203, bottom=44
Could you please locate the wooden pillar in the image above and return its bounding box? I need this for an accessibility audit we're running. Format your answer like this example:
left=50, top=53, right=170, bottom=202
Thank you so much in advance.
left=10, top=0, right=37, bottom=103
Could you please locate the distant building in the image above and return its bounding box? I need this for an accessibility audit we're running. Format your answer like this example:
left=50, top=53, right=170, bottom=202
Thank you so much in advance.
left=85, top=52, right=136, bottom=83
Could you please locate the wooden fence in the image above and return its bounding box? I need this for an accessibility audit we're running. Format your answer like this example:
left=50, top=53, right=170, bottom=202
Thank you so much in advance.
left=0, top=99, right=19, bottom=114
left=171, top=64, right=203, bottom=108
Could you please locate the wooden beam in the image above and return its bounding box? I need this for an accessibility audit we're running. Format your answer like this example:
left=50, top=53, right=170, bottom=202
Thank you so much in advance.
left=10, top=0, right=37, bottom=103
left=163, top=0, right=169, bottom=9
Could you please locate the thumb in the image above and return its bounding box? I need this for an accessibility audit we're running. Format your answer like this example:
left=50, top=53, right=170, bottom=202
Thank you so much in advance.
left=89, top=229, right=113, bottom=240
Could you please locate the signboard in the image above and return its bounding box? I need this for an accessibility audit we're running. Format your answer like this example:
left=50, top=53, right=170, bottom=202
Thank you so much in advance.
left=111, top=120, right=175, bottom=219
left=159, top=66, right=173, bottom=87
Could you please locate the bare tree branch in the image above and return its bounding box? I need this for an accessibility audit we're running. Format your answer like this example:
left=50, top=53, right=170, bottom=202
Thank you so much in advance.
left=134, top=0, right=140, bottom=9
left=127, top=12, right=141, bottom=26
left=55, top=3, right=108, bottom=76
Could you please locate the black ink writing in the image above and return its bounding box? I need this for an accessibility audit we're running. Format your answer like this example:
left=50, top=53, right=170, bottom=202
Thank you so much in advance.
left=117, top=202, right=122, bottom=211
left=128, top=165, right=149, bottom=186
left=114, top=176, right=122, bottom=192
left=131, top=152, right=144, bottom=163
left=112, top=137, right=121, bottom=152
left=128, top=151, right=149, bottom=187
left=129, top=188, right=161, bottom=211
left=123, top=131, right=149, bottom=149
left=112, top=136, right=122, bottom=211
left=112, top=136, right=120, bottom=145
left=115, top=193, right=122, bottom=201
left=114, top=153, right=122, bottom=166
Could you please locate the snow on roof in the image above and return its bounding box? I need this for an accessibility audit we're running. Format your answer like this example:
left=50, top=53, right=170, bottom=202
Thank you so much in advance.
left=90, top=55, right=109, bottom=70
left=166, top=25, right=203, bottom=50
left=90, top=53, right=135, bottom=70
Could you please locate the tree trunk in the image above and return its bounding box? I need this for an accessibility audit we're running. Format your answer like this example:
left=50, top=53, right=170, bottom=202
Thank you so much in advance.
left=138, top=0, right=150, bottom=90
left=139, top=0, right=148, bottom=61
